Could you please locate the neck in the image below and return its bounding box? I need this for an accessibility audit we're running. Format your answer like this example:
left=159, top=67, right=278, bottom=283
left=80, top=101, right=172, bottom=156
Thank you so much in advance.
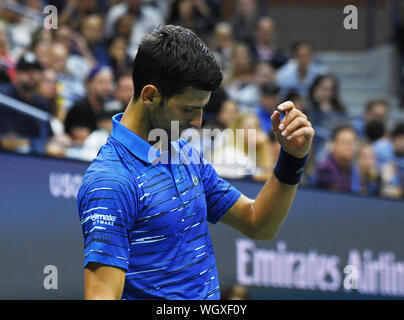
left=120, top=99, right=160, bottom=149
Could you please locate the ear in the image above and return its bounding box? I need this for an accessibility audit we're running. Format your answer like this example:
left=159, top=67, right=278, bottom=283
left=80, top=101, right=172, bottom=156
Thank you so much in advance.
left=140, top=85, right=160, bottom=106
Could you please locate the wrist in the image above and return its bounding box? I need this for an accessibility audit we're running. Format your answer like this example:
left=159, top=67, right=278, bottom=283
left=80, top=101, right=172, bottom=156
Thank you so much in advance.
left=273, top=148, right=308, bottom=185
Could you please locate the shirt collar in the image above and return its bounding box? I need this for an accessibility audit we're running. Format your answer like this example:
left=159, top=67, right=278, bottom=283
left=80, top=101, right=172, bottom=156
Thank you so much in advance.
left=111, top=113, right=182, bottom=164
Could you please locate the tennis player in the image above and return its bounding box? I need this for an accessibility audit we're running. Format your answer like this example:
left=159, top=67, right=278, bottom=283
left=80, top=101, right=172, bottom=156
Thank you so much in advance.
left=77, top=25, right=314, bottom=300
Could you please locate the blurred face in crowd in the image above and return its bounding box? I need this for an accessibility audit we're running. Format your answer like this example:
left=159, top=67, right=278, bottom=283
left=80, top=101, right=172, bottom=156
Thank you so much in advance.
left=238, top=114, right=260, bottom=146
left=109, top=37, right=128, bottom=63
left=359, top=144, right=376, bottom=173
left=38, top=69, right=57, bottom=100
left=35, top=40, right=53, bottom=69
left=179, top=0, right=194, bottom=19
left=51, top=43, right=68, bottom=73
left=82, top=15, right=104, bottom=45
left=254, top=62, right=276, bottom=85
left=115, top=75, right=134, bottom=105
left=393, top=134, right=404, bottom=157
left=233, top=45, right=251, bottom=75
left=88, top=69, right=114, bottom=102
left=366, top=103, right=389, bottom=123
left=237, top=0, right=256, bottom=17
left=332, top=128, right=357, bottom=166
left=295, top=44, right=312, bottom=70
left=314, top=77, right=335, bottom=103
left=256, top=18, right=274, bottom=46
left=55, top=26, right=73, bottom=50
left=116, top=15, right=134, bottom=39
left=215, top=24, right=233, bottom=50
left=217, top=100, right=238, bottom=128
left=16, top=68, right=41, bottom=93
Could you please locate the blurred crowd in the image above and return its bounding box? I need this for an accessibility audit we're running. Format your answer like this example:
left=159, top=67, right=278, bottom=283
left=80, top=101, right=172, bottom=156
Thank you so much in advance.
left=1, top=0, right=404, bottom=200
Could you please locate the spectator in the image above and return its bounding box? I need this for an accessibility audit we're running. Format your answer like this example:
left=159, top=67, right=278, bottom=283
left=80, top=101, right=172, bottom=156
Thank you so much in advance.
left=276, top=41, right=328, bottom=99
left=0, top=52, right=52, bottom=152
left=308, top=74, right=345, bottom=127
left=230, top=0, right=260, bottom=48
left=315, top=124, right=360, bottom=193
left=167, top=0, right=215, bottom=40
left=51, top=42, right=86, bottom=113
left=34, top=39, right=53, bottom=70
left=308, top=74, right=346, bottom=164
left=54, top=25, right=96, bottom=81
left=105, top=0, right=163, bottom=58
left=104, top=73, right=134, bottom=114
left=80, top=14, right=110, bottom=67
left=69, top=109, right=117, bottom=161
left=256, top=83, right=281, bottom=135
left=358, top=143, right=380, bottom=196
left=224, top=43, right=256, bottom=112
left=211, top=113, right=273, bottom=180
left=211, top=22, right=234, bottom=83
left=112, top=14, right=134, bottom=43
left=0, top=20, right=16, bottom=83
left=59, top=0, right=107, bottom=31
left=352, top=98, right=390, bottom=141
left=253, top=61, right=277, bottom=88
left=250, top=16, right=288, bottom=69
left=1, top=0, right=42, bottom=60
left=64, top=66, right=114, bottom=140
left=379, top=122, right=404, bottom=199
left=107, top=37, right=132, bottom=80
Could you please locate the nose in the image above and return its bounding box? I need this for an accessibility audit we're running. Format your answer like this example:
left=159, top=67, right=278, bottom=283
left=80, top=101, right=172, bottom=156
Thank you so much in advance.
left=188, top=110, right=203, bottom=128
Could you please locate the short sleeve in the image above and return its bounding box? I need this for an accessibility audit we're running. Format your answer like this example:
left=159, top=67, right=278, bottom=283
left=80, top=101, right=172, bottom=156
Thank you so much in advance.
left=199, top=156, right=242, bottom=224
left=77, top=171, right=137, bottom=271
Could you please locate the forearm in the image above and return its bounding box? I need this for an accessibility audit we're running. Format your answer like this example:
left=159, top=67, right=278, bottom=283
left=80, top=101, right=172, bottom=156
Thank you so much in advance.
left=250, top=173, right=298, bottom=240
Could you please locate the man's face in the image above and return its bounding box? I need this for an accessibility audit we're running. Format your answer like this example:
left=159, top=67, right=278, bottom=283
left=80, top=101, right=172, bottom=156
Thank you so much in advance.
left=116, top=76, right=134, bottom=105
left=82, top=16, right=103, bottom=44
left=295, top=44, right=312, bottom=69
left=16, top=68, right=41, bottom=93
left=257, top=19, right=274, bottom=45
left=332, top=129, right=357, bottom=165
left=366, top=104, right=388, bottom=123
left=88, top=70, right=114, bottom=102
left=149, top=87, right=211, bottom=141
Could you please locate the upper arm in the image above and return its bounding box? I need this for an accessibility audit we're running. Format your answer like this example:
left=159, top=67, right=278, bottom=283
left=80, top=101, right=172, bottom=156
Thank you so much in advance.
left=85, top=262, right=126, bottom=300
left=220, top=193, right=257, bottom=239
left=77, top=171, right=137, bottom=297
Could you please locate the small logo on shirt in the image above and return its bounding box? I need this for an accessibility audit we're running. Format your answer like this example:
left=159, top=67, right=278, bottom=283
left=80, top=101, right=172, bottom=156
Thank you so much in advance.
left=192, top=176, right=199, bottom=186
left=89, top=214, right=117, bottom=226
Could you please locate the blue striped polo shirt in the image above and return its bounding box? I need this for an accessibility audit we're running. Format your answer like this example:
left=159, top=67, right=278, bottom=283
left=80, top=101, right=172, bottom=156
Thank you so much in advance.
left=77, top=113, right=242, bottom=300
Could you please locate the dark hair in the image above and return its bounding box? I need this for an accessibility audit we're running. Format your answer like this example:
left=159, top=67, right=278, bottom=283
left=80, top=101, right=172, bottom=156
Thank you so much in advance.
left=331, top=123, right=356, bottom=141
left=132, top=25, right=223, bottom=102
left=284, top=89, right=301, bottom=102
left=308, top=74, right=345, bottom=113
left=365, top=119, right=385, bottom=142
left=290, top=40, right=313, bottom=56
left=364, top=98, right=390, bottom=114
left=391, top=122, right=404, bottom=139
